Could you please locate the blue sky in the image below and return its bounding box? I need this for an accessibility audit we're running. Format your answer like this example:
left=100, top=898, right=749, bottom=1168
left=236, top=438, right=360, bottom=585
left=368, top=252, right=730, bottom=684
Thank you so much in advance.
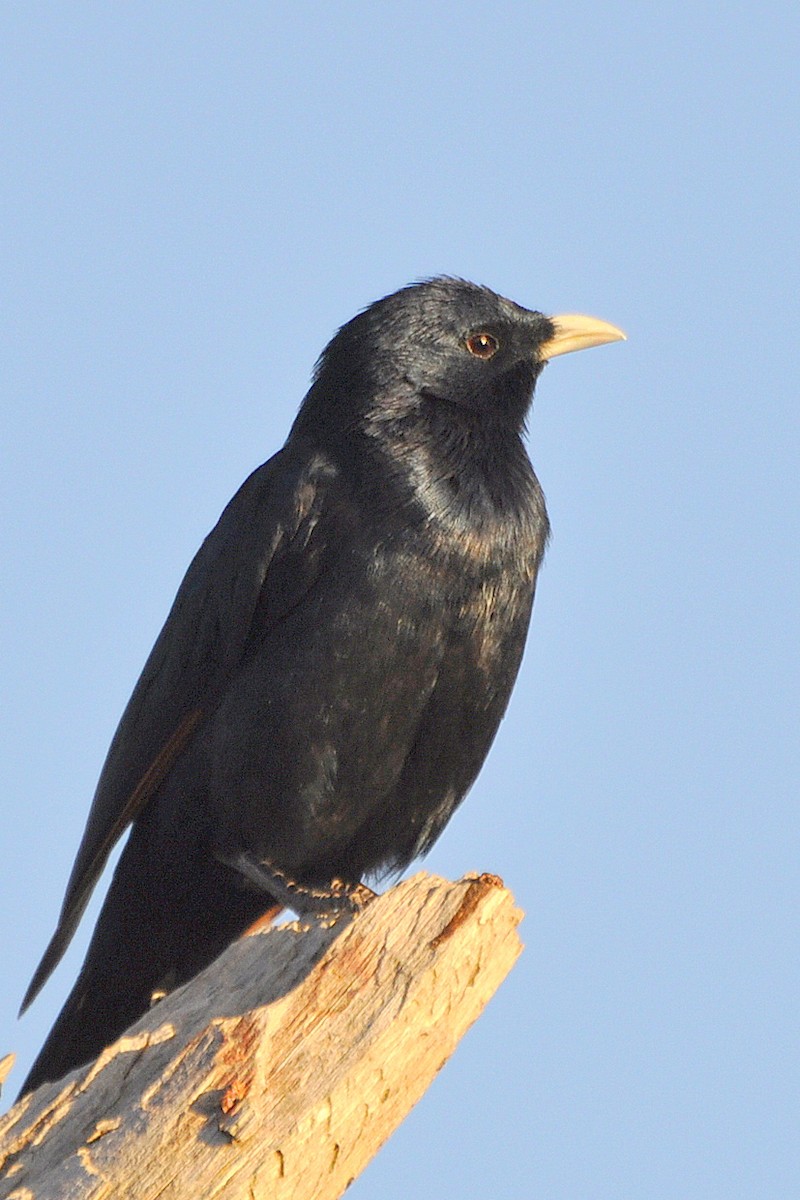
left=2, top=4, right=798, bottom=1196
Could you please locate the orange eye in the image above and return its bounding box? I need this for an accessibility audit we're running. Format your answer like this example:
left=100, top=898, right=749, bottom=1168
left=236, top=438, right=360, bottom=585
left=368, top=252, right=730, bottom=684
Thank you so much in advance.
left=465, top=332, right=499, bottom=359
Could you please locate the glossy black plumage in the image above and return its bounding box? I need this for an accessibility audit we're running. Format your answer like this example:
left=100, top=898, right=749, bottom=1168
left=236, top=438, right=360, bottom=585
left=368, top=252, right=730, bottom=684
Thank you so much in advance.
left=20, top=278, right=623, bottom=1094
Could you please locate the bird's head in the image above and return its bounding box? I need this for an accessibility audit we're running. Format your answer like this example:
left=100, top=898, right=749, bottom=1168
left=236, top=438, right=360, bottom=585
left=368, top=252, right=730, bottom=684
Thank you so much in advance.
left=298, top=277, right=624, bottom=438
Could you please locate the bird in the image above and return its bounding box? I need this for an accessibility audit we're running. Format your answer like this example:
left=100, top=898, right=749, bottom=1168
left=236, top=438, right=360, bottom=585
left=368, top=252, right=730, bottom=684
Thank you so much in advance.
left=19, top=277, right=624, bottom=1095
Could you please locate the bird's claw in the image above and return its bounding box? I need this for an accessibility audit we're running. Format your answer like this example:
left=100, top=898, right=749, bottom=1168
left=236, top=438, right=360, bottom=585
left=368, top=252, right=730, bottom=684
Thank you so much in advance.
left=224, top=851, right=376, bottom=917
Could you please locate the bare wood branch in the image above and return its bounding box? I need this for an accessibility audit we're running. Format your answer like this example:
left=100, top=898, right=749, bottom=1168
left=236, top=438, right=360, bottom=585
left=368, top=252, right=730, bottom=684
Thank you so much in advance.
left=0, top=1061, right=14, bottom=1094
left=1, top=871, right=523, bottom=1200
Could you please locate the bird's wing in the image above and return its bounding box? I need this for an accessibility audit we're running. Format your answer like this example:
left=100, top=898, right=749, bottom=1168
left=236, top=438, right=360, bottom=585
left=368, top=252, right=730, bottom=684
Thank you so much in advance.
left=22, top=446, right=331, bottom=1012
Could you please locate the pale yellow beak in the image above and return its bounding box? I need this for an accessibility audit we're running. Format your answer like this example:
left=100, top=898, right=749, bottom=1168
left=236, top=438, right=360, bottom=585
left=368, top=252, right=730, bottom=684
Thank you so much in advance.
left=539, top=313, right=626, bottom=360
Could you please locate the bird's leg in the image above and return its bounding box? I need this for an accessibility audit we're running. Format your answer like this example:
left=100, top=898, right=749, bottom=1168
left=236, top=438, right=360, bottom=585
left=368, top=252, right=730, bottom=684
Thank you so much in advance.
left=223, top=850, right=376, bottom=916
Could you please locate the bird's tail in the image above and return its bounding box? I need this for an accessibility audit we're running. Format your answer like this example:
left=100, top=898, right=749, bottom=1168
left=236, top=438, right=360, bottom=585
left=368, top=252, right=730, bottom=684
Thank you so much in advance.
left=19, top=826, right=280, bottom=1098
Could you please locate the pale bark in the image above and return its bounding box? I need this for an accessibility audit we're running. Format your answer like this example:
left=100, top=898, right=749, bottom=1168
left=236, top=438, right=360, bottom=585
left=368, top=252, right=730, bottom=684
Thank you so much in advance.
left=0, top=871, right=523, bottom=1200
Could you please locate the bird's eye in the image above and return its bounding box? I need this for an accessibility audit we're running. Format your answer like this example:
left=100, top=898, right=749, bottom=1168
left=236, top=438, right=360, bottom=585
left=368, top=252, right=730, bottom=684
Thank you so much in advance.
left=465, top=332, right=500, bottom=360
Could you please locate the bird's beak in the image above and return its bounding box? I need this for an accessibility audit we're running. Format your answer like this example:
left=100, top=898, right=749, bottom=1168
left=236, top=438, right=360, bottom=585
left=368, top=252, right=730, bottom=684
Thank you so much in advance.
left=539, top=314, right=626, bottom=360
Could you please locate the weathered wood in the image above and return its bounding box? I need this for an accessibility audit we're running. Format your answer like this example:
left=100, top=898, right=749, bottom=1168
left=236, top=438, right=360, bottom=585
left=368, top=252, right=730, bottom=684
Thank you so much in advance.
left=0, top=872, right=523, bottom=1200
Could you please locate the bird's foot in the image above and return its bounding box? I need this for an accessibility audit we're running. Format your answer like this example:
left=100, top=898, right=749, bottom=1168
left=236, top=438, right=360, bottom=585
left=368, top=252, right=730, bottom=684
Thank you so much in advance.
left=224, top=850, right=376, bottom=917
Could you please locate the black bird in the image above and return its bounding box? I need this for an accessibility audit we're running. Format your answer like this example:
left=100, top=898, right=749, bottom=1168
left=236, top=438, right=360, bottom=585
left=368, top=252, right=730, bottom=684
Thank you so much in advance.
left=19, top=278, right=624, bottom=1094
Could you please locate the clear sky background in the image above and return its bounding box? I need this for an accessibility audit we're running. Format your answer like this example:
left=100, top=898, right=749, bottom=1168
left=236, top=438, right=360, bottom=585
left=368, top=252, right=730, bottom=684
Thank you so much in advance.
left=2, top=4, right=797, bottom=1197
